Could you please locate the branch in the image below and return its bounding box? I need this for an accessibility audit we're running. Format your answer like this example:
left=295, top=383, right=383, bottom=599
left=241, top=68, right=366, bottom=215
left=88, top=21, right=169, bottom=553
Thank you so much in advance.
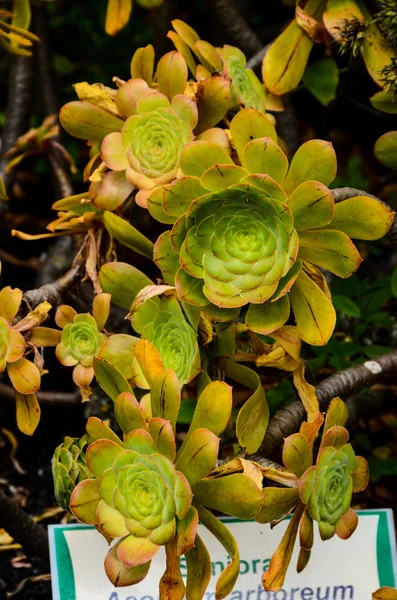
left=260, top=350, right=397, bottom=457
left=332, top=187, right=397, bottom=245
left=246, top=42, right=272, bottom=71
left=210, top=0, right=263, bottom=57
left=23, top=262, right=83, bottom=309
left=32, top=3, right=73, bottom=199
left=0, top=55, right=35, bottom=195
left=0, top=381, right=80, bottom=405
left=0, top=491, right=49, bottom=563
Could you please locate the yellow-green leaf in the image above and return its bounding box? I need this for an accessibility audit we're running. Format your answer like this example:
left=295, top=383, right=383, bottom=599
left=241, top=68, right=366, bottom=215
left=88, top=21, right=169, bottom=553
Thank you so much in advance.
left=15, top=392, right=40, bottom=436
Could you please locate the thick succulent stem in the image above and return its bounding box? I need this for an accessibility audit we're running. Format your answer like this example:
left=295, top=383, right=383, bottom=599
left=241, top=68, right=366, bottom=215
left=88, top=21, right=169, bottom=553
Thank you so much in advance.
left=0, top=381, right=80, bottom=405
left=32, top=4, right=73, bottom=200
left=210, top=0, right=263, bottom=57
left=0, top=55, right=35, bottom=196
left=0, top=491, right=49, bottom=563
left=260, top=350, right=397, bottom=457
left=23, top=262, right=83, bottom=309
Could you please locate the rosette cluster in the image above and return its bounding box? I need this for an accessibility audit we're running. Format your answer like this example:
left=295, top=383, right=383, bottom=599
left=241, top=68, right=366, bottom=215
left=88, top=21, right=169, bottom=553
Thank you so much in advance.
left=300, top=445, right=356, bottom=540
left=153, top=107, right=394, bottom=346
left=52, top=436, right=91, bottom=510
left=55, top=294, right=110, bottom=394
left=101, top=80, right=197, bottom=207
left=141, top=296, right=200, bottom=385
left=258, top=398, right=369, bottom=591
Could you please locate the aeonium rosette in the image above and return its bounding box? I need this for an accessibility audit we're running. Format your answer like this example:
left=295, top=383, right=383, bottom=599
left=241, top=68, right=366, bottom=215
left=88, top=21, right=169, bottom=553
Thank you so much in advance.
left=101, top=75, right=197, bottom=208
left=153, top=107, right=394, bottom=346
left=129, top=293, right=200, bottom=386
left=55, top=293, right=111, bottom=399
left=66, top=343, right=265, bottom=595
left=255, top=398, right=369, bottom=591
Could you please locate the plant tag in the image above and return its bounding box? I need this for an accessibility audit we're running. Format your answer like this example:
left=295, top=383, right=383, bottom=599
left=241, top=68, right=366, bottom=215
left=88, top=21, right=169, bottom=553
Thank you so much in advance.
left=49, top=509, right=396, bottom=600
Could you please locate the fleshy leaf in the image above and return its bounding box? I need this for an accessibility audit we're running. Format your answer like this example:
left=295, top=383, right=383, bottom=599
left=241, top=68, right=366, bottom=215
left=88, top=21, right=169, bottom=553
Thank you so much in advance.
left=93, top=357, right=133, bottom=401
left=175, top=428, right=219, bottom=486
left=352, top=456, right=369, bottom=493
left=70, top=479, right=101, bottom=524
left=262, top=504, right=304, bottom=591
left=282, top=433, right=312, bottom=478
left=86, top=416, right=123, bottom=445
left=130, top=45, right=155, bottom=84
left=105, top=0, right=132, bottom=36
left=86, top=439, right=122, bottom=478
left=176, top=505, right=198, bottom=555
left=99, top=262, right=153, bottom=311
left=156, top=51, right=188, bottom=100
left=289, top=271, right=336, bottom=346
left=335, top=508, right=358, bottom=540
left=105, top=539, right=151, bottom=587
left=15, top=392, right=40, bottom=436
left=321, top=196, right=395, bottom=241
left=183, top=381, right=232, bottom=446
left=193, top=473, right=263, bottom=519
left=180, top=141, right=233, bottom=178
left=225, top=360, right=269, bottom=454
left=284, top=140, right=336, bottom=195
left=287, top=181, right=334, bottom=230
left=256, top=487, right=300, bottom=523
left=103, top=211, right=154, bottom=260
left=114, top=391, right=146, bottom=435
left=263, top=19, right=313, bottom=95
left=246, top=295, right=290, bottom=335
left=150, top=369, right=180, bottom=431
left=196, top=505, right=240, bottom=600
left=298, top=230, right=362, bottom=278
left=160, top=535, right=185, bottom=600
left=60, top=101, right=123, bottom=143
left=242, top=137, right=288, bottom=183
left=230, top=108, right=277, bottom=158
left=7, top=357, right=40, bottom=395
left=185, top=534, right=212, bottom=600
left=195, top=76, right=230, bottom=134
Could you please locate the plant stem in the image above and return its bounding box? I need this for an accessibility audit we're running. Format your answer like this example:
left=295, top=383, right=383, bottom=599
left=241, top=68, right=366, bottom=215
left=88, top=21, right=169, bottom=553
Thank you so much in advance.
left=0, top=491, right=49, bottom=564
left=260, top=350, right=397, bottom=457
left=210, top=0, right=263, bottom=57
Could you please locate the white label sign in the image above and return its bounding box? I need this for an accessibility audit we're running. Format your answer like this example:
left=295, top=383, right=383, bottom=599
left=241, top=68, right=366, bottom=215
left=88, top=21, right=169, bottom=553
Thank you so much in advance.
left=49, top=510, right=397, bottom=600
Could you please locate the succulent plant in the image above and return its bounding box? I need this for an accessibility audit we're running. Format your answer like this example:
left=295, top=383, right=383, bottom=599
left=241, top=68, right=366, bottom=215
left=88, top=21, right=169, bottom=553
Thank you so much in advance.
left=256, top=398, right=369, bottom=591
left=101, top=78, right=196, bottom=207
left=153, top=107, right=394, bottom=346
left=223, top=45, right=266, bottom=113
left=52, top=435, right=91, bottom=510
left=66, top=342, right=264, bottom=594
left=55, top=294, right=110, bottom=399
left=131, top=295, right=200, bottom=386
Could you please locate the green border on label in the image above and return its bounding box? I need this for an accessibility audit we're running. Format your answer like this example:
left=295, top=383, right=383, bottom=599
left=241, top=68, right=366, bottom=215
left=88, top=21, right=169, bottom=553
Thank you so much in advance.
left=49, top=509, right=397, bottom=600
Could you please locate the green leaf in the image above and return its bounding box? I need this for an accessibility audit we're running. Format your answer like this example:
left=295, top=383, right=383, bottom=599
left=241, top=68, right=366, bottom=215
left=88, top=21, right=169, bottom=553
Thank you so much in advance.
left=99, top=262, right=153, bottom=310
left=93, top=357, right=132, bottom=401
left=289, top=271, right=336, bottom=346
left=175, top=429, right=219, bottom=486
left=297, top=230, right=362, bottom=278
left=193, top=473, right=263, bottom=519
left=320, top=196, right=395, bottom=241
left=103, top=211, right=154, bottom=259
left=15, top=392, right=40, bottom=436
left=303, top=59, right=339, bottom=105
left=185, top=534, right=212, bottom=600
left=196, top=505, right=240, bottom=600
left=195, top=76, right=230, bottom=134
left=374, top=132, right=397, bottom=170
left=333, top=295, right=361, bottom=318
left=225, top=359, right=269, bottom=453
left=246, top=295, right=290, bottom=335
left=263, top=19, right=313, bottom=95
left=182, top=381, right=232, bottom=448
left=60, top=101, right=123, bottom=143
left=150, top=369, right=181, bottom=432
left=230, top=108, right=277, bottom=159
left=284, top=139, right=336, bottom=195
left=282, top=433, right=312, bottom=477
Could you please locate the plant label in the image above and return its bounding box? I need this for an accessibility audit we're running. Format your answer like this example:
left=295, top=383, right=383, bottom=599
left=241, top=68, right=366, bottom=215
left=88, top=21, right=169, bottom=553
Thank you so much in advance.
left=49, top=509, right=397, bottom=600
